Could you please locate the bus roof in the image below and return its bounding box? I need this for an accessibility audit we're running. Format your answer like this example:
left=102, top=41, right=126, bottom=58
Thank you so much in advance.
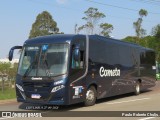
left=24, top=34, right=85, bottom=45
left=89, top=35, right=141, bottom=48
left=24, top=34, right=154, bottom=52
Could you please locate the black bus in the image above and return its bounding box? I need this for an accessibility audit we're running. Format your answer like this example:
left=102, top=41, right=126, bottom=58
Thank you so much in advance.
left=9, top=34, right=156, bottom=106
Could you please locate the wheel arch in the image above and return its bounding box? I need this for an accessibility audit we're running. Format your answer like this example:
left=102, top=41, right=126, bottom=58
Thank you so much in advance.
left=87, top=83, right=97, bottom=91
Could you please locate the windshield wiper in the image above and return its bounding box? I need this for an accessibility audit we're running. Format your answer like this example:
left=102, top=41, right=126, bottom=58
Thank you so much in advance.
left=43, top=59, right=53, bottom=77
left=23, top=61, right=36, bottom=78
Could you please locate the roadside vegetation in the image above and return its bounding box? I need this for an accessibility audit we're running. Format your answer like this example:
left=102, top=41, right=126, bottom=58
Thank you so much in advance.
left=0, top=87, right=16, bottom=100
left=0, top=63, right=17, bottom=100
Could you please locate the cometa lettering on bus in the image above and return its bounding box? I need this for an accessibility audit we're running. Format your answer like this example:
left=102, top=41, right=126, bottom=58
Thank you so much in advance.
left=99, top=66, right=120, bottom=77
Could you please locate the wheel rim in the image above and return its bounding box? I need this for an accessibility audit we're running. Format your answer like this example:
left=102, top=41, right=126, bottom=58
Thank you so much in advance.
left=86, top=90, right=95, bottom=102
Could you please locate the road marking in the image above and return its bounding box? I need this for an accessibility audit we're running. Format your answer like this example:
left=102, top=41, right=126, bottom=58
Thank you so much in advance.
left=0, top=118, right=6, bottom=120
left=106, top=97, right=150, bottom=105
left=138, top=117, right=156, bottom=120
left=0, top=117, right=13, bottom=120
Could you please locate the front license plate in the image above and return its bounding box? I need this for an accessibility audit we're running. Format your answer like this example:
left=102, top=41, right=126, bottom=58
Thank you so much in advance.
left=31, top=94, right=41, bottom=99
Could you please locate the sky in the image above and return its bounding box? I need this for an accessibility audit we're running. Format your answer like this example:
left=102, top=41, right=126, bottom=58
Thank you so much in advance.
left=0, top=0, right=159, bottom=58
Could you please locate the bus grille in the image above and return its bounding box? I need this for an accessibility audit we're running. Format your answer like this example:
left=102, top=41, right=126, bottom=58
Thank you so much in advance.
left=23, top=82, right=52, bottom=92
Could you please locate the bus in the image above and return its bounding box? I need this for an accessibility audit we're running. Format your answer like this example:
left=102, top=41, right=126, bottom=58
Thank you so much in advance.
left=9, top=34, right=156, bottom=106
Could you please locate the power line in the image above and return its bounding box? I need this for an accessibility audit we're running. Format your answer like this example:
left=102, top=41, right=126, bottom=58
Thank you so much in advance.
left=137, top=0, right=160, bottom=4
left=129, top=0, right=160, bottom=6
left=84, top=0, right=160, bottom=15
left=141, top=0, right=160, bottom=3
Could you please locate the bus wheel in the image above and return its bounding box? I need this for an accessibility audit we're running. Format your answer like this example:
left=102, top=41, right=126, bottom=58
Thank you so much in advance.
left=84, top=86, right=96, bottom=106
left=135, top=81, right=141, bottom=95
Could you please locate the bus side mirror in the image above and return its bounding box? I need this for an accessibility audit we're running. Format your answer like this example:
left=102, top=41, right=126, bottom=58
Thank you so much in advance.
left=8, top=46, right=22, bottom=61
left=73, top=45, right=80, bottom=61
left=9, top=49, right=14, bottom=61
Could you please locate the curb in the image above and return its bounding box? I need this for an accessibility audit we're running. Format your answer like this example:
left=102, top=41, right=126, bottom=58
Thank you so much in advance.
left=0, top=99, right=17, bottom=105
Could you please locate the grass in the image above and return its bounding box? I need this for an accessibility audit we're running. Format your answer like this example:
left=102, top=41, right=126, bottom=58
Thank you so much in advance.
left=0, top=87, right=16, bottom=100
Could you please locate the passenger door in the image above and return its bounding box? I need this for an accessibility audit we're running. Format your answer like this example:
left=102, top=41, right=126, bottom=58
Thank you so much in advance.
left=68, top=37, right=87, bottom=104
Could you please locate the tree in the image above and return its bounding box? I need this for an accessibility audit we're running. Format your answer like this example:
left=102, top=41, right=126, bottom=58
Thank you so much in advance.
left=133, top=9, right=148, bottom=43
left=123, top=35, right=160, bottom=62
left=83, top=7, right=106, bottom=34
left=139, top=9, right=148, bottom=18
left=99, top=23, right=113, bottom=37
left=78, top=7, right=113, bottom=37
left=78, top=7, right=106, bottom=34
left=0, top=63, right=11, bottom=75
left=0, top=63, right=18, bottom=92
left=0, top=63, right=11, bottom=93
left=29, top=11, right=60, bottom=39
left=8, top=63, right=18, bottom=80
left=123, top=36, right=137, bottom=43
left=152, top=24, right=160, bottom=39
left=152, top=24, right=160, bottom=62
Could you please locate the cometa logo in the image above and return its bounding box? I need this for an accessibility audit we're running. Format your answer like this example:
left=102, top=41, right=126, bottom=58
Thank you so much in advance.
left=99, top=66, right=120, bottom=77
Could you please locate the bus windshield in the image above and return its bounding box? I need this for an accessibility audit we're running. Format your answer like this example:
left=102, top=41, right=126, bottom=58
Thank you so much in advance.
left=18, top=44, right=69, bottom=77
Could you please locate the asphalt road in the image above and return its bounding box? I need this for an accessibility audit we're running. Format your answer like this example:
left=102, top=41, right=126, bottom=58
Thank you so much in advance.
left=1, top=81, right=160, bottom=120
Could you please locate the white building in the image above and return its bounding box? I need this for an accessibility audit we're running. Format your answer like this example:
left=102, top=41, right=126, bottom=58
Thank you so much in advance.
left=0, top=58, right=19, bottom=64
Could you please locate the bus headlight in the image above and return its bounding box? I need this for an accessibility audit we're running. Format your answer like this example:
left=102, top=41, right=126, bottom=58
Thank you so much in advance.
left=16, top=84, right=24, bottom=92
left=51, top=85, right=65, bottom=93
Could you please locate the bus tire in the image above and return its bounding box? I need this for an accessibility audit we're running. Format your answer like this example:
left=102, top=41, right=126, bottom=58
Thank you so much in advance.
left=135, top=81, right=141, bottom=95
left=84, top=86, right=97, bottom=106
